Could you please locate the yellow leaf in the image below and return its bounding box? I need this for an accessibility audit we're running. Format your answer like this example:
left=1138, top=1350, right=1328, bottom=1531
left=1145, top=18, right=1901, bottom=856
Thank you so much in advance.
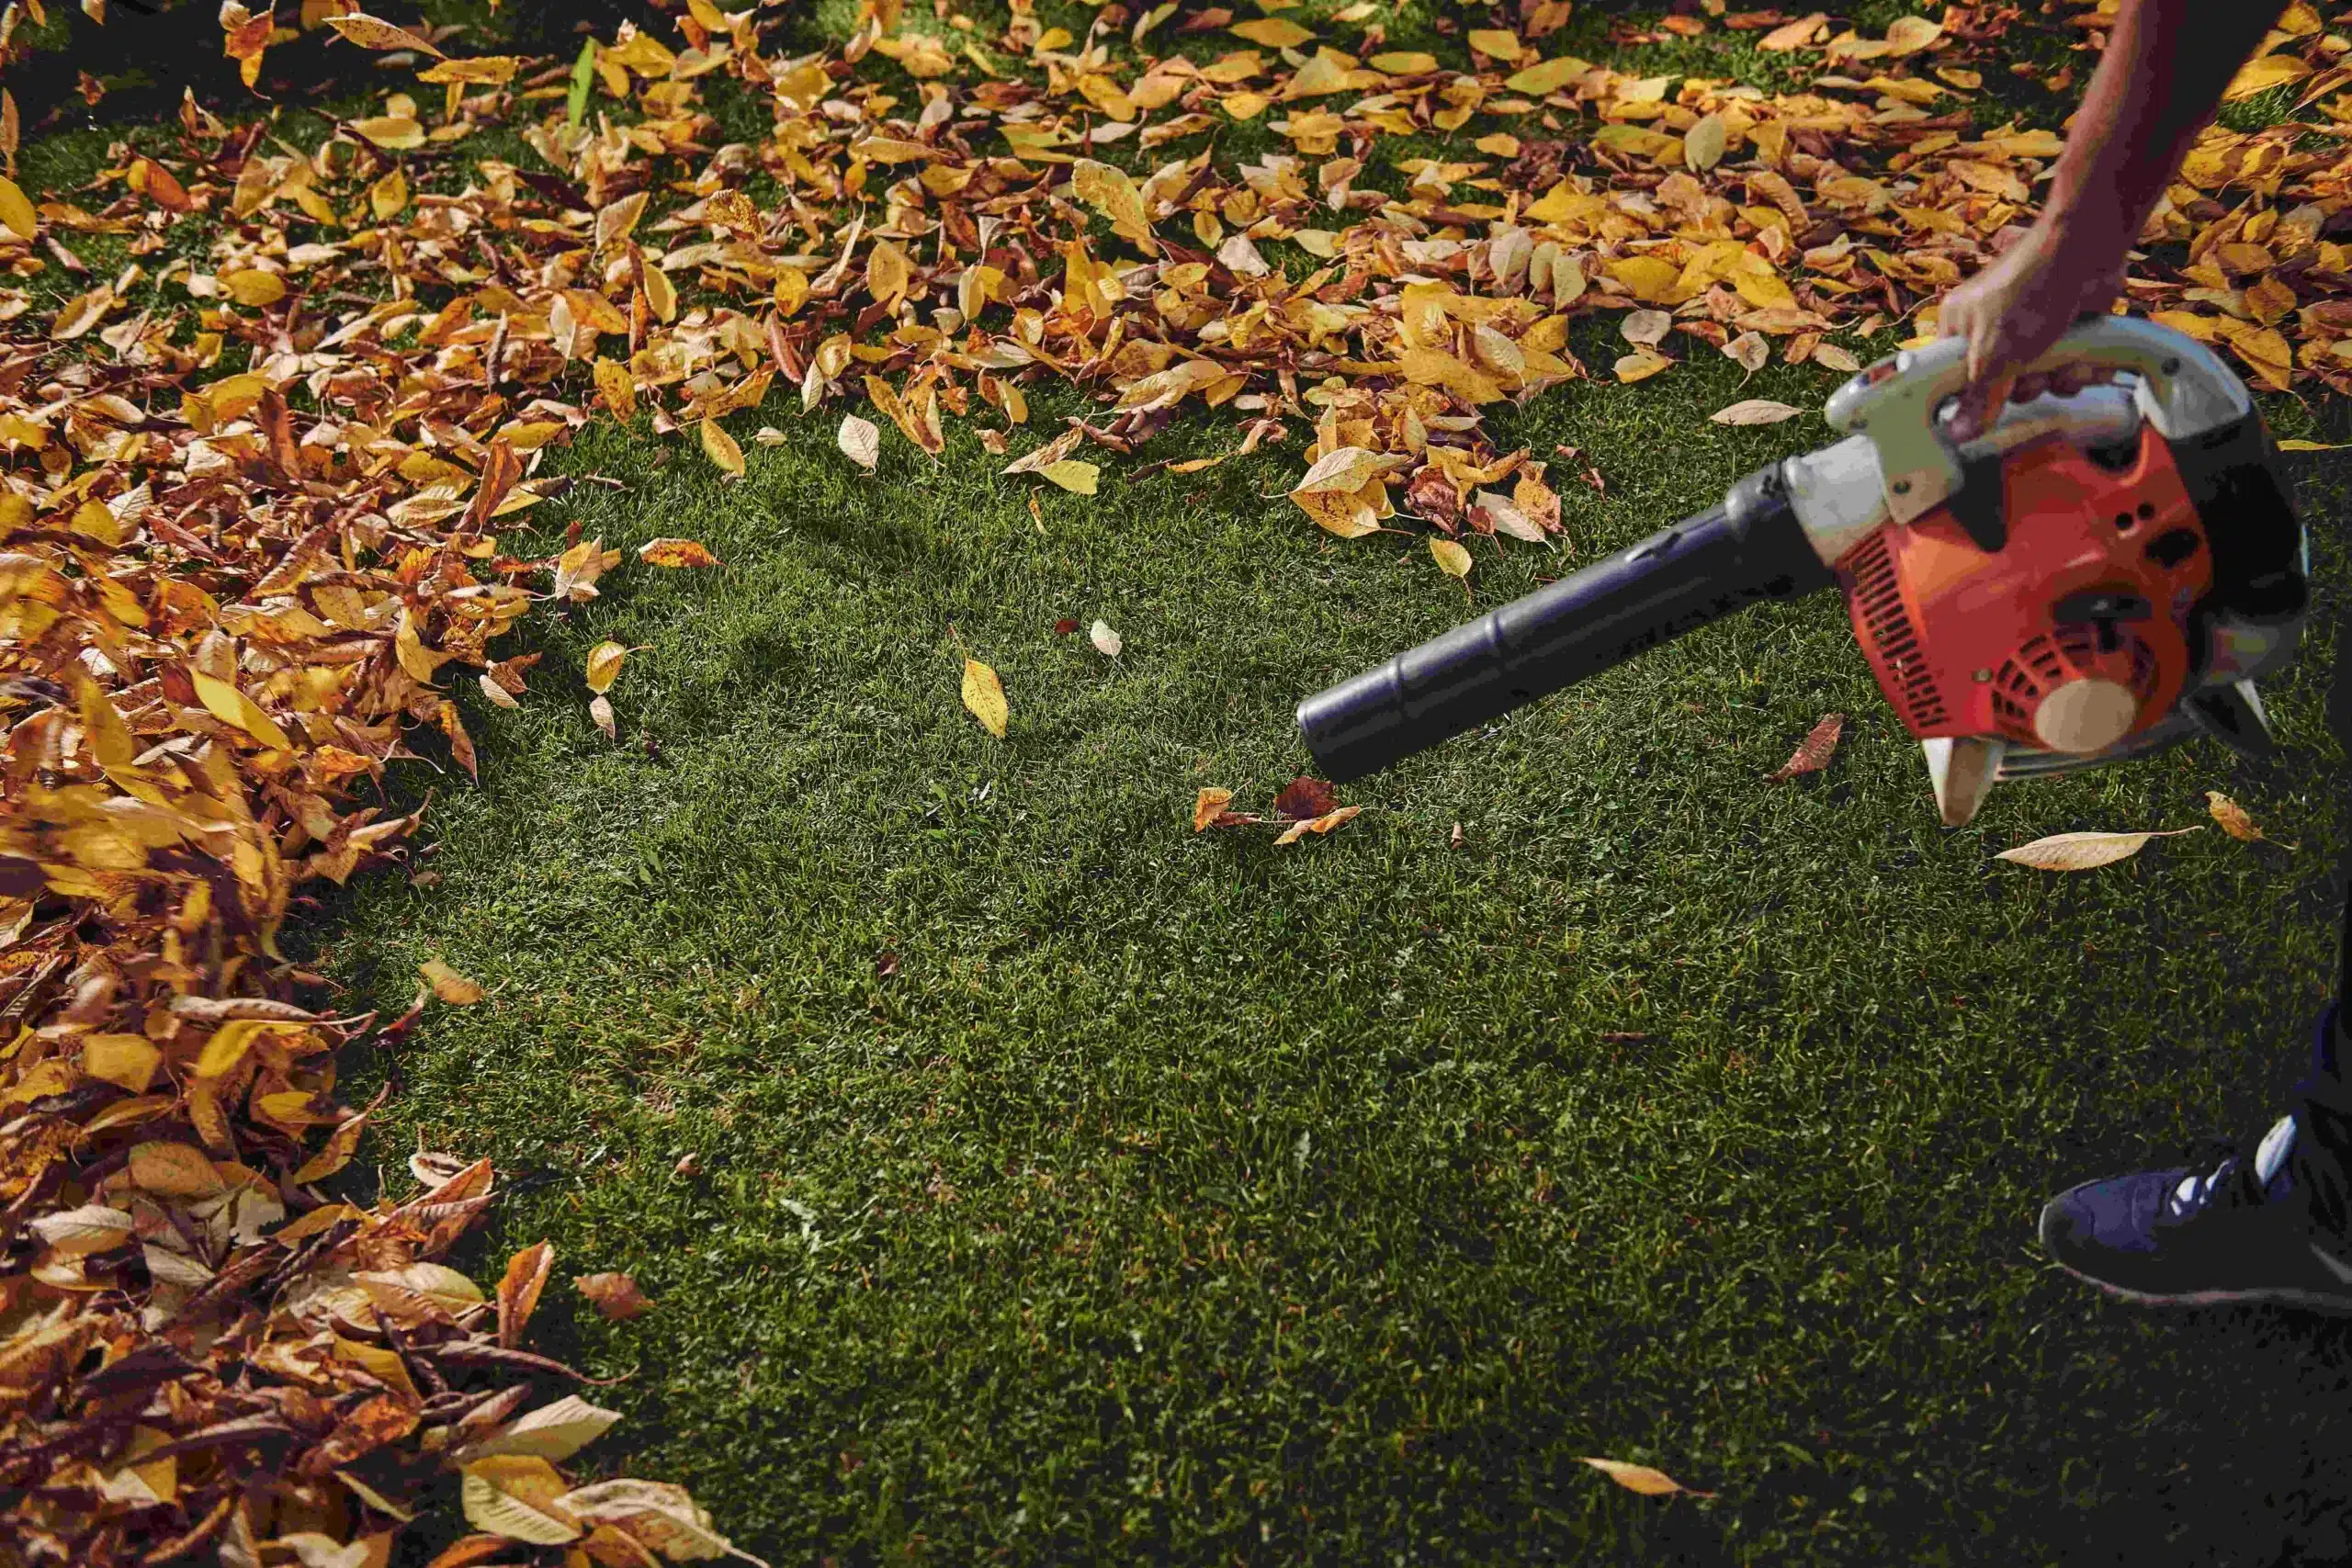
left=223, top=268, right=287, bottom=308
left=1711, top=399, right=1804, bottom=425
left=1995, top=828, right=2200, bottom=872
left=2278, top=438, right=2345, bottom=451
left=1475, top=133, right=1521, bottom=158
left=1193, top=787, right=1234, bottom=830
left=1683, top=113, right=1727, bottom=171
left=2225, top=54, right=2312, bottom=100
left=639, top=538, right=719, bottom=568
left=699, top=418, right=745, bottom=479
left=1038, top=459, right=1099, bottom=494
left=0, top=175, right=36, bottom=240
left=1883, top=14, right=1942, bottom=52
left=961, top=659, right=1008, bottom=738
left=1505, top=55, right=1588, bottom=95
left=1294, top=446, right=1399, bottom=495
left=865, top=239, right=911, bottom=305
left=83, top=1033, right=161, bottom=1094
left=348, top=116, right=425, bottom=151
left=594, top=357, right=638, bottom=421
left=1371, top=51, right=1439, bottom=74
left=191, top=671, right=294, bottom=750
left=1758, top=10, right=1826, bottom=50
left=461, top=1457, right=581, bottom=1545
left=1581, top=1458, right=1711, bottom=1496
left=421, top=959, right=486, bottom=1005
left=1229, top=17, right=1312, bottom=47
left=584, top=640, right=628, bottom=695
left=129, top=1142, right=224, bottom=1198
left=1465, top=28, right=1525, bottom=61
left=322, top=11, right=444, bottom=54
left=1071, top=158, right=1148, bottom=231
left=1614, top=351, right=1673, bottom=383
left=1430, top=537, right=1472, bottom=579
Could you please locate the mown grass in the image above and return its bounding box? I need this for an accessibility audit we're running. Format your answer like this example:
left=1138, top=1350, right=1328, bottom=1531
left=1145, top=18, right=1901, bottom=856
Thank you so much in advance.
left=30, top=0, right=2352, bottom=1562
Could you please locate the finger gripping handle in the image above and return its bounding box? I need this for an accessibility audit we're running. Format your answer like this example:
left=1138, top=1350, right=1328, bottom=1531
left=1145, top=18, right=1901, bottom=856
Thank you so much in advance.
left=1822, top=316, right=2252, bottom=525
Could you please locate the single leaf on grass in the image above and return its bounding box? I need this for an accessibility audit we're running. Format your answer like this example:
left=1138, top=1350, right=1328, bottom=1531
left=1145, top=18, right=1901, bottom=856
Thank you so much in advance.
left=583, top=641, right=628, bottom=695
left=699, top=418, right=745, bottom=479
left=1273, top=777, right=1339, bottom=819
left=421, top=960, right=485, bottom=1006
left=498, top=1241, right=556, bottom=1348
left=1580, top=1457, right=1713, bottom=1497
left=639, top=537, right=718, bottom=568
left=2278, top=439, right=2346, bottom=452
left=1037, top=458, right=1098, bottom=494
left=1996, top=828, right=2200, bottom=872
left=961, top=659, right=1008, bottom=738
left=1273, top=805, right=1363, bottom=845
left=575, top=1272, right=653, bottom=1320
left=1815, top=343, right=1863, bottom=373
left=1615, top=351, right=1673, bottom=383
left=1712, top=399, right=1804, bottom=425
left=1193, top=788, right=1235, bottom=831
left=837, top=412, right=880, bottom=472
left=1758, top=10, right=1828, bottom=49
left=2208, top=790, right=2293, bottom=847
left=1430, top=537, right=1473, bottom=579
left=589, top=694, right=616, bottom=740
left=1089, top=619, right=1122, bottom=657
left=1767, top=713, right=1844, bottom=781
left=1723, top=331, right=1769, bottom=373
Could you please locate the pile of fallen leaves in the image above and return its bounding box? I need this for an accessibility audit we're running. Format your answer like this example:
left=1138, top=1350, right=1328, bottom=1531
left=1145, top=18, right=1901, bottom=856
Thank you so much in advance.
left=1, top=0, right=2347, bottom=1557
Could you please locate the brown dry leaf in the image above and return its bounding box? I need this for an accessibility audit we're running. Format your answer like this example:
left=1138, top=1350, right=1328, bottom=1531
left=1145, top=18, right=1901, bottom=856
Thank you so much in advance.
left=1621, top=310, right=1673, bottom=347
left=962, top=659, right=1009, bottom=738
left=2207, top=790, right=2292, bottom=848
left=1996, top=829, right=2201, bottom=872
left=575, top=1272, right=655, bottom=1321
left=838, top=412, right=881, bottom=473
left=1273, top=805, right=1363, bottom=845
left=323, top=11, right=446, bottom=55
left=1580, top=1458, right=1713, bottom=1497
left=639, top=538, right=720, bottom=569
left=1766, top=713, right=1844, bottom=781
left=1273, top=777, right=1340, bottom=820
left=1758, top=11, right=1827, bottom=49
left=421, top=960, right=486, bottom=1006
left=590, top=694, right=618, bottom=741
left=1712, top=399, right=1804, bottom=426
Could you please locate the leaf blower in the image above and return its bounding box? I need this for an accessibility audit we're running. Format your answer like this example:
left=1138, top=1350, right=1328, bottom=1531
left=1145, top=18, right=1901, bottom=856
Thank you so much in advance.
left=1295, top=316, right=2311, bottom=825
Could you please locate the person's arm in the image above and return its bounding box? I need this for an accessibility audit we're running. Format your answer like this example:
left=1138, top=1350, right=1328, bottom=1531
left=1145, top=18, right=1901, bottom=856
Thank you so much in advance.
left=1939, top=0, right=2294, bottom=433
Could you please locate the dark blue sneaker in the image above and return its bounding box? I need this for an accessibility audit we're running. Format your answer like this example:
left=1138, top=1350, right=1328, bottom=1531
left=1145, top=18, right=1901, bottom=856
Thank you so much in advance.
left=2039, top=1009, right=2352, bottom=1310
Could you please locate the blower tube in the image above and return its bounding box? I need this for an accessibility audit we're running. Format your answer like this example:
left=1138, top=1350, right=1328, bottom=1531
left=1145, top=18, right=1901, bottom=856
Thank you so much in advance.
left=1296, top=465, right=1837, bottom=784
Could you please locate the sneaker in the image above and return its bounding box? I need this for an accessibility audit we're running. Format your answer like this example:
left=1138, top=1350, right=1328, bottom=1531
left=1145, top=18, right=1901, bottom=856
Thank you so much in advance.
left=2039, top=1008, right=2352, bottom=1310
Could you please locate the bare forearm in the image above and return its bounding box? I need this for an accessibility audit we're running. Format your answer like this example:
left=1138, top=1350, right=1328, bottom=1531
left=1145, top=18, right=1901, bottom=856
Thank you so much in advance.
left=2044, top=0, right=2293, bottom=240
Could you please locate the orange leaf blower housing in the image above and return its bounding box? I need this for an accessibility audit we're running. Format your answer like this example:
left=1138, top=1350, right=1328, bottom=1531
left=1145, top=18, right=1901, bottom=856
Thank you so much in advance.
left=1842, top=420, right=2212, bottom=759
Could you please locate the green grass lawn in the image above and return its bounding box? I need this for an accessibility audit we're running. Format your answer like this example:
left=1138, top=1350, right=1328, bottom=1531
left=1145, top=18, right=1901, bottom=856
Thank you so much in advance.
left=27, top=1, right=2352, bottom=1561
left=307, top=343, right=2352, bottom=1565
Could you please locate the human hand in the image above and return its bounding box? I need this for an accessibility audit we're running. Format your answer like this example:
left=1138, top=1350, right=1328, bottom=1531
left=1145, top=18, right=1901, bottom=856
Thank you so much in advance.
left=1935, top=218, right=2131, bottom=438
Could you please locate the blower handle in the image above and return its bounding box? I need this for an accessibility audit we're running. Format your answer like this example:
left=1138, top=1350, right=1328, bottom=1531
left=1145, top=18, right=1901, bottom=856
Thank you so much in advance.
left=1824, top=314, right=2254, bottom=529
left=1295, top=467, right=1834, bottom=784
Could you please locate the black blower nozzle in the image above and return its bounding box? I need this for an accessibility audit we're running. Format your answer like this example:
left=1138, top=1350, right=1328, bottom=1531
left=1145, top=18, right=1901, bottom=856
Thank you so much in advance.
left=1295, top=467, right=1834, bottom=783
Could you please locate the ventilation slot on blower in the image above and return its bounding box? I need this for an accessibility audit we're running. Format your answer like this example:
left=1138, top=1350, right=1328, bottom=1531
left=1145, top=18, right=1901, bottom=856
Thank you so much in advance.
left=1842, top=529, right=1949, bottom=730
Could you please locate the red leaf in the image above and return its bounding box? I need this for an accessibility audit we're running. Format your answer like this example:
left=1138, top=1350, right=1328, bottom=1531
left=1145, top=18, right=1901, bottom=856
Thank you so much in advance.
left=1767, top=713, right=1844, bottom=783
left=1272, top=776, right=1339, bottom=820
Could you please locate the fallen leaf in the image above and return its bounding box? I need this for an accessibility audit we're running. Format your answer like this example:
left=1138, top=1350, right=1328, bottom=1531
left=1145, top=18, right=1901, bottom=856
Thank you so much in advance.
left=1614, top=351, right=1673, bottom=383
left=699, top=418, right=745, bottom=479
left=584, top=641, right=628, bottom=695
left=1272, top=776, right=1339, bottom=819
left=1723, top=332, right=1770, bottom=373
left=1683, top=113, right=1727, bottom=172
left=2278, top=439, right=2344, bottom=452
left=2207, top=790, right=2293, bottom=848
left=639, top=538, right=718, bottom=568
left=1089, top=619, right=1123, bottom=657
left=589, top=694, right=617, bottom=740
left=961, top=659, right=1008, bottom=738
left=1712, top=399, right=1804, bottom=426
left=1996, top=828, right=2200, bottom=872
left=1037, top=458, right=1099, bottom=494
left=1758, top=10, right=1827, bottom=50
left=1430, top=537, right=1473, bottom=579
left=1815, top=344, right=1863, bottom=374
left=575, top=1272, right=654, bottom=1320
left=1272, top=805, right=1363, bottom=844
left=420, top=960, right=485, bottom=1006
left=1580, top=1457, right=1712, bottom=1497
left=1766, top=713, right=1843, bottom=781
left=1193, top=788, right=1236, bottom=830
left=0, top=175, right=35, bottom=240
left=1621, top=309, right=1673, bottom=347
left=837, top=412, right=880, bottom=472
